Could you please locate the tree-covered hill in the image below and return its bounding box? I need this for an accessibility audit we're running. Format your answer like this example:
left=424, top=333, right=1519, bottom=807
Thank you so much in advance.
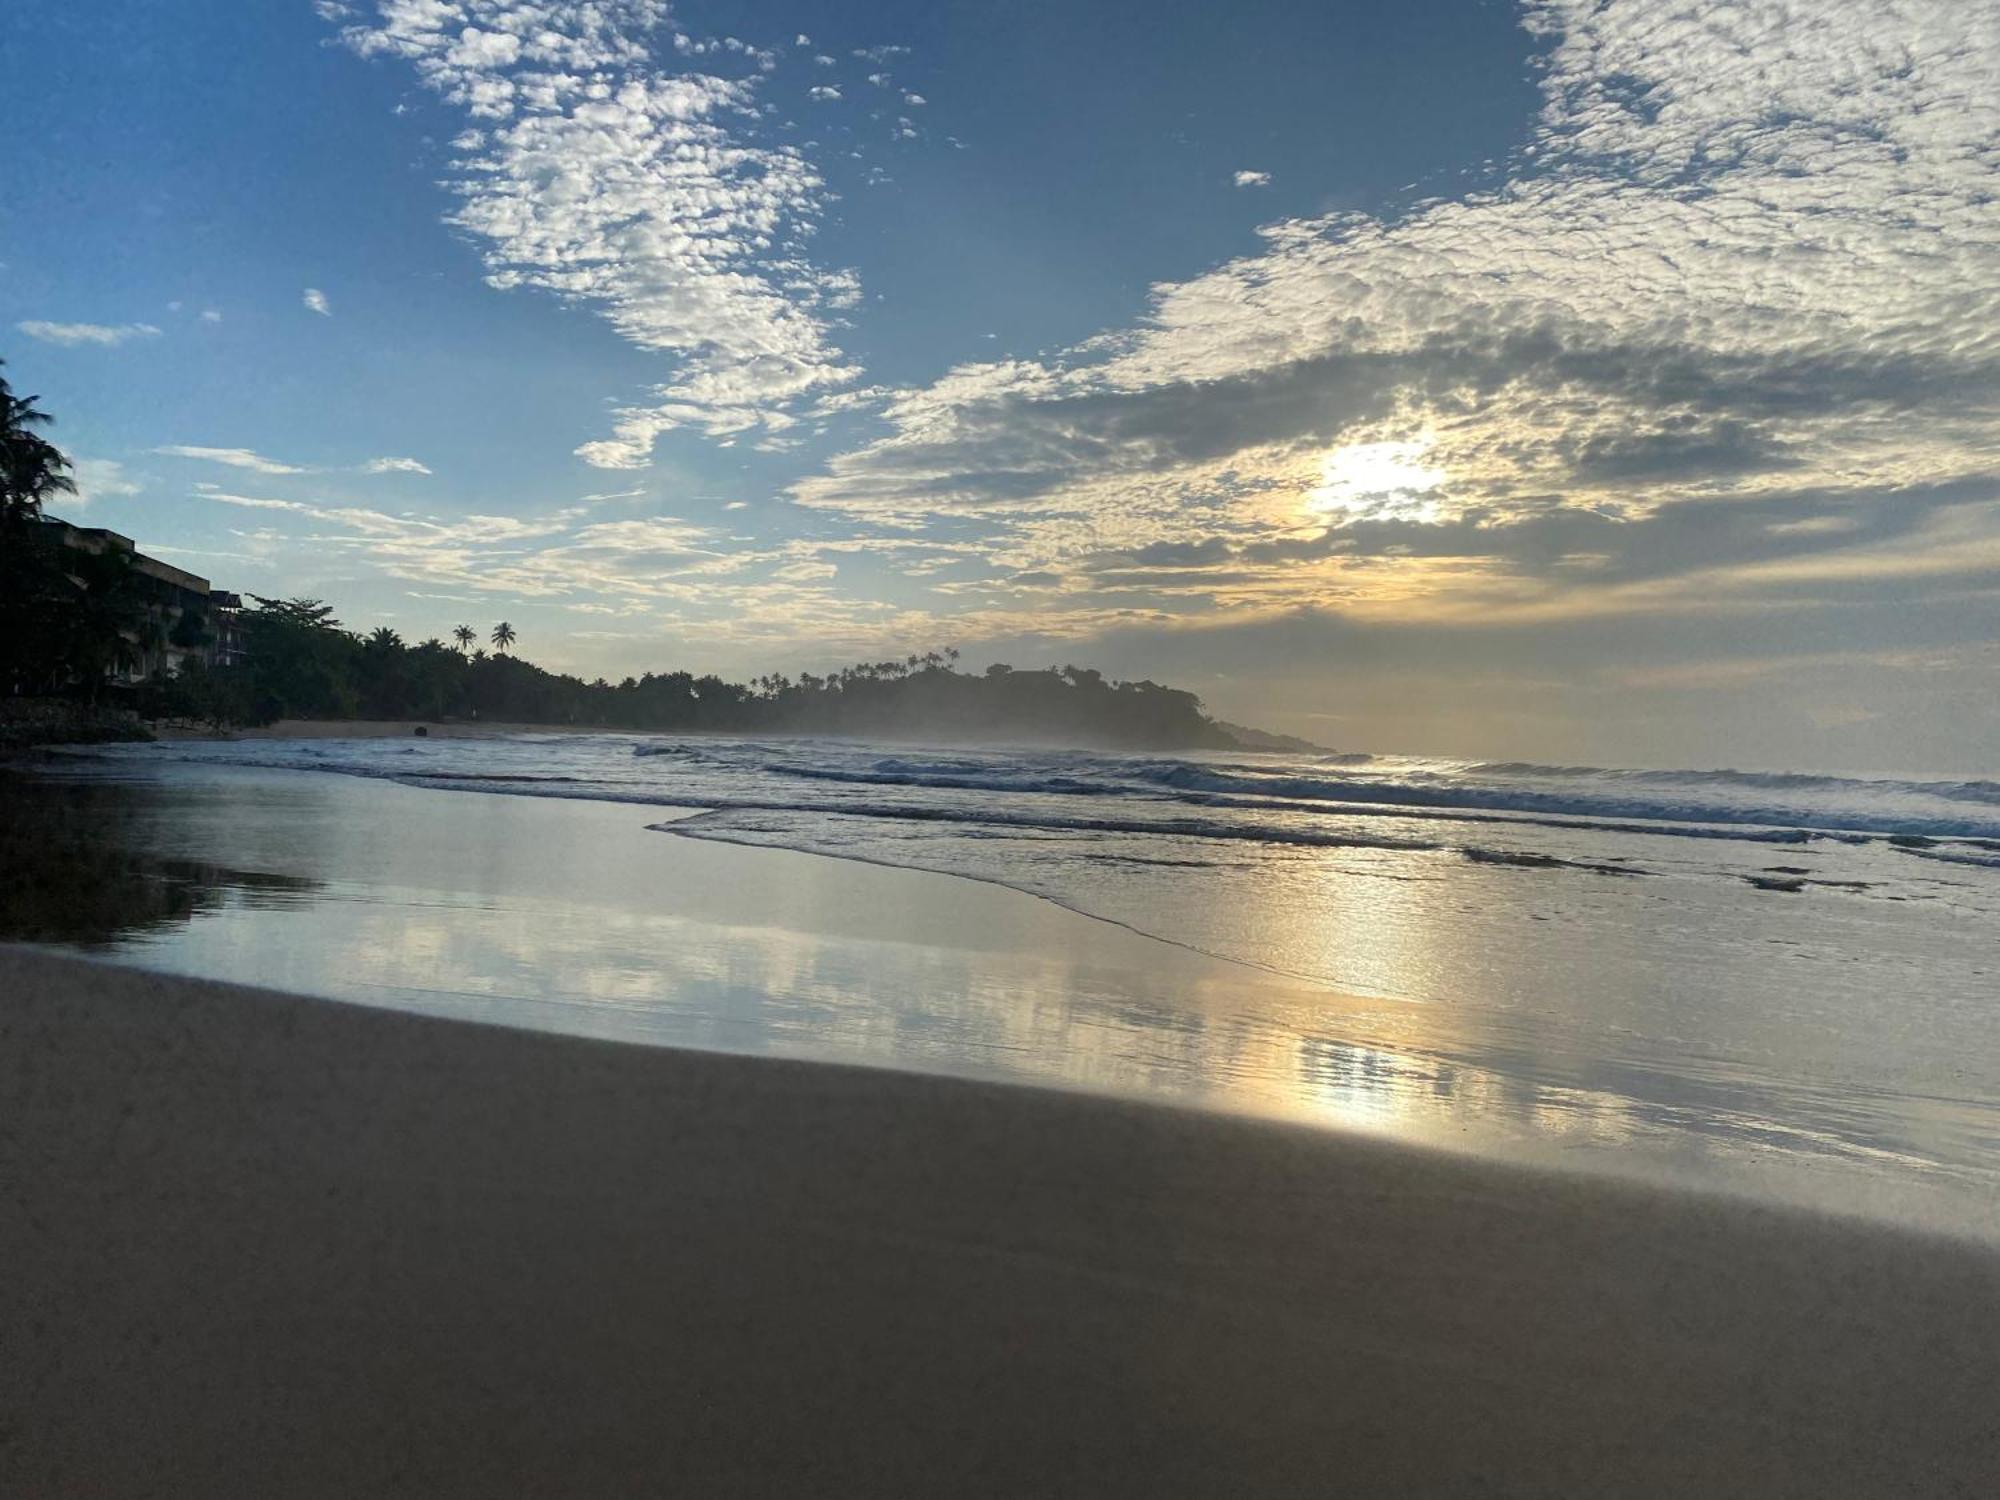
left=144, top=600, right=1240, bottom=750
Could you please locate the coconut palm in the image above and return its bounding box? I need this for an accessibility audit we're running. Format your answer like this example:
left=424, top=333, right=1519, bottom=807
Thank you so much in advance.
left=490, top=621, right=516, bottom=653
left=0, top=360, right=76, bottom=526
left=452, top=624, right=476, bottom=654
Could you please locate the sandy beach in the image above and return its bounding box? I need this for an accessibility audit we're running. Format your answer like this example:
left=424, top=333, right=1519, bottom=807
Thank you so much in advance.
left=6, top=946, right=1999, bottom=1497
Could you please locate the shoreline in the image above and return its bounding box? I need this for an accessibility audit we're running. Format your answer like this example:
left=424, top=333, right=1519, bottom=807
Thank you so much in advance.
left=12, top=746, right=1999, bottom=1238
left=7, top=946, right=2000, bottom=1496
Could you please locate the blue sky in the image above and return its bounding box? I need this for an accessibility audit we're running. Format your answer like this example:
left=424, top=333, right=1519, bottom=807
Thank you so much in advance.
left=6, top=1, right=1997, bottom=770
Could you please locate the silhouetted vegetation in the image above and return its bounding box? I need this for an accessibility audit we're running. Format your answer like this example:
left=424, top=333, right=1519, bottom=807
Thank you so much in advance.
left=3, top=365, right=1237, bottom=750
left=1, top=359, right=75, bottom=526
left=1, top=364, right=161, bottom=704
left=147, top=601, right=1235, bottom=747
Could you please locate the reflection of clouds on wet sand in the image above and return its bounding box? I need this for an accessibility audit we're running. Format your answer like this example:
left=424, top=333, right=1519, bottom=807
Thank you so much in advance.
left=13, top=760, right=1998, bottom=1232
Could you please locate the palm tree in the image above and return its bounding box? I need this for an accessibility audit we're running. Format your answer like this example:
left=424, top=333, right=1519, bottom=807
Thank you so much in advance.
left=452, top=624, right=476, bottom=654
left=490, top=621, right=516, bottom=653
left=366, top=625, right=404, bottom=652
left=0, top=360, right=76, bottom=526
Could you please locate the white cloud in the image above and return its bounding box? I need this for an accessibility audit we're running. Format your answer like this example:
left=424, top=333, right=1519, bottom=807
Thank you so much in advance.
left=1232, top=169, right=1271, bottom=188
left=790, top=0, right=2000, bottom=647
left=200, top=308, right=223, bottom=323
left=360, top=456, right=433, bottom=474
left=330, top=1, right=862, bottom=465
left=808, top=85, right=841, bottom=102
left=154, top=445, right=309, bottom=475
left=17, top=320, right=161, bottom=347
left=69, top=459, right=142, bottom=507
left=193, top=491, right=315, bottom=512
left=303, top=288, right=332, bottom=316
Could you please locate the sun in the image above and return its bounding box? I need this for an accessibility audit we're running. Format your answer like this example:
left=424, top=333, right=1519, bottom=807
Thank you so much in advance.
left=1306, top=438, right=1446, bottom=523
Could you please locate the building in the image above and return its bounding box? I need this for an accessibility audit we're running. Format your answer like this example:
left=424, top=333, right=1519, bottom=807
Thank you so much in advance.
left=208, top=591, right=249, bottom=670
left=40, top=518, right=241, bottom=683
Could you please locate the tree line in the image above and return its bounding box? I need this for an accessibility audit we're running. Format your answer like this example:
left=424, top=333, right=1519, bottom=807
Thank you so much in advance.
left=3, top=358, right=1234, bottom=749
left=142, top=602, right=1233, bottom=748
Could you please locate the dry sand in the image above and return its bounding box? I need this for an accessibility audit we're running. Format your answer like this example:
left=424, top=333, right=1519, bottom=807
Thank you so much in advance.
left=6, top=947, right=1999, bottom=1497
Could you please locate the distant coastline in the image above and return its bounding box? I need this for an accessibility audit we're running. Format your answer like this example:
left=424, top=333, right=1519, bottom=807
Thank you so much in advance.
left=119, top=597, right=1286, bottom=752
left=146, top=716, right=1312, bottom=752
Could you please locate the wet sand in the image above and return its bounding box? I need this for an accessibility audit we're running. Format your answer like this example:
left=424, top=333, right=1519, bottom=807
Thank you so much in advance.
left=6, top=947, right=1999, bottom=1497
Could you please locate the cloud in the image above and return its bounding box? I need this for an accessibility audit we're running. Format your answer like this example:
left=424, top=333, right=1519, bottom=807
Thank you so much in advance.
left=303, top=288, right=331, bottom=316
left=784, top=0, right=2000, bottom=659
left=1232, top=170, right=1271, bottom=188
left=17, top=320, right=161, bottom=347
left=200, top=308, right=223, bottom=323
left=330, top=1, right=861, bottom=465
left=154, top=445, right=310, bottom=475
left=69, top=458, right=142, bottom=507
left=193, top=491, right=316, bottom=512
left=360, top=456, right=433, bottom=474
left=808, top=84, right=842, bottom=102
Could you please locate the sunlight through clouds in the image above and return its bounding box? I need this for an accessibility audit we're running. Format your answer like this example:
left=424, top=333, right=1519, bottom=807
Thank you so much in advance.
left=792, top=0, right=2000, bottom=652
left=1306, top=440, right=1446, bottom=524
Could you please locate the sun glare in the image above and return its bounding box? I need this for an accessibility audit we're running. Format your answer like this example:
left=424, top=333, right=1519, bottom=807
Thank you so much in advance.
left=1306, top=438, right=1446, bottom=523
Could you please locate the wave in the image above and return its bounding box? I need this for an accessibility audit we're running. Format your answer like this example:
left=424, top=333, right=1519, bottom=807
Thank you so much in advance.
left=107, top=738, right=2000, bottom=868
left=1119, top=761, right=2000, bottom=838
left=683, top=801, right=1450, bottom=853
left=767, top=763, right=1125, bottom=797
left=1467, top=760, right=2000, bottom=805
left=748, top=751, right=1952, bottom=840
left=757, top=757, right=1847, bottom=846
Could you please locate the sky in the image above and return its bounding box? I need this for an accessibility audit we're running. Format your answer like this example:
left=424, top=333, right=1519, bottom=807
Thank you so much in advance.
left=4, top=0, right=1997, bottom=772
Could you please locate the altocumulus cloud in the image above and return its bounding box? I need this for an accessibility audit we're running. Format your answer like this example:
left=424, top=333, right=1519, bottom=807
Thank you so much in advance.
left=328, top=0, right=862, bottom=466
left=791, top=0, right=2000, bottom=645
